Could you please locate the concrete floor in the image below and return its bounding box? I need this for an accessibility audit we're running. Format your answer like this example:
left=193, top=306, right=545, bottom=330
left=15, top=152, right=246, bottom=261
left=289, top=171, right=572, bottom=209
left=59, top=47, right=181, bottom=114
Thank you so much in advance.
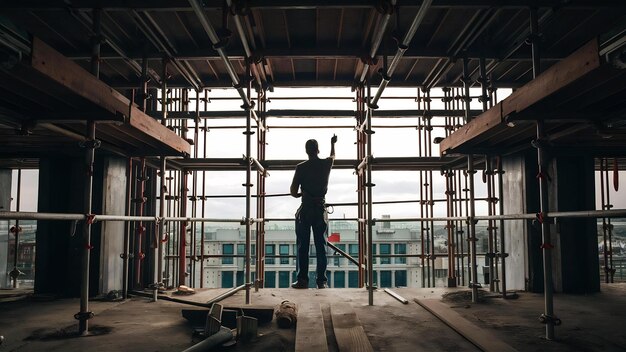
left=1, top=284, right=625, bottom=351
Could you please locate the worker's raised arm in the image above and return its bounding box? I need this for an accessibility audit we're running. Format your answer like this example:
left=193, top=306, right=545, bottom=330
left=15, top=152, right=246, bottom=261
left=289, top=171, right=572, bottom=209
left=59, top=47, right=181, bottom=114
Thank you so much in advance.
left=330, top=134, right=337, bottom=159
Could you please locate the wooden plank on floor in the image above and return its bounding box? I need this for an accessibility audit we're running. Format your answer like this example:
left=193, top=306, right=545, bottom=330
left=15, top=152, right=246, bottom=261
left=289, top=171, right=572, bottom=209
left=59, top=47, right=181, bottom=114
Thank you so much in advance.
left=295, top=303, right=328, bottom=352
left=415, top=299, right=517, bottom=352
left=330, top=303, right=373, bottom=352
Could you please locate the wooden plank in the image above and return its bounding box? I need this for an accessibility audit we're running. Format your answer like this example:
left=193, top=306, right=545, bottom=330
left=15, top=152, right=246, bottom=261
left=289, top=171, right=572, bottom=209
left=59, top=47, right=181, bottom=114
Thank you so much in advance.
left=439, top=102, right=502, bottom=154
left=415, top=299, right=517, bottom=352
left=502, top=38, right=600, bottom=117
left=295, top=303, right=328, bottom=352
left=31, top=37, right=131, bottom=118
left=440, top=38, right=600, bottom=154
left=330, top=303, right=373, bottom=352
left=129, top=106, right=190, bottom=155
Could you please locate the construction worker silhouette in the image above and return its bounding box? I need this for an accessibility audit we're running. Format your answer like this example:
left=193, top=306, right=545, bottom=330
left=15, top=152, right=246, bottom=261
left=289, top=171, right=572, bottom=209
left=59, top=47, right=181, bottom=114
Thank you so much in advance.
left=290, top=134, right=337, bottom=289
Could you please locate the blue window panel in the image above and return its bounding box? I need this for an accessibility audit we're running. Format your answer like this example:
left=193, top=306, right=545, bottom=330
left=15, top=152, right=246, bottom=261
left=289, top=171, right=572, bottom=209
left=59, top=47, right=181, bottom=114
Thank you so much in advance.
left=265, top=271, right=276, bottom=288
left=380, top=270, right=392, bottom=287
left=278, top=271, right=290, bottom=288
left=222, top=271, right=234, bottom=288
left=222, top=244, right=234, bottom=265
left=394, top=243, right=407, bottom=264
left=380, top=244, right=391, bottom=264
left=395, top=270, right=407, bottom=287
left=348, top=271, right=359, bottom=288
left=334, top=271, right=346, bottom=288
left=266, top=244, right=275, bottom=264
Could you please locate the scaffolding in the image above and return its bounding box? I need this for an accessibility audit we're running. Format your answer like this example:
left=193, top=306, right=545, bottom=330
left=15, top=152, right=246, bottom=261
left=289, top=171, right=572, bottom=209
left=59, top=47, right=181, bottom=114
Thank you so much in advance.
left=0, top=2, right=624, bottom=343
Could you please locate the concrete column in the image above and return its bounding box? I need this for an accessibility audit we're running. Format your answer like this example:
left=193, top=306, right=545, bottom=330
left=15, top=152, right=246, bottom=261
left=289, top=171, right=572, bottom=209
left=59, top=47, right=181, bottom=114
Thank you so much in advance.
left=36, top=157, right=86, bottom=296
left=0, top=169, right=11, bottom=288
left=99, top=157, right=127, bottom=294
left=551, top=156, right=599, bottom=293
left=503, top=152, right=599, bottom=293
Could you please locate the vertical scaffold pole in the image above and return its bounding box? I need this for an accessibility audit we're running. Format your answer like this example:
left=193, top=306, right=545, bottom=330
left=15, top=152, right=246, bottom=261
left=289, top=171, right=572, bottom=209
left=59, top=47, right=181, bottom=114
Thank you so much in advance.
left=497, top=157, right=507, bottom=298
left=366, top=81, right=374, bottom=306
left=530, top=6, right=555, bottom=340
left=9, top=168, right=21, bottom=288
left=255, top=89, right=267, bottom=291
left=155, top=157, right=166, bottom=301
left=356, top=85, right=366, bottom=288
left=78, top=8, right=101, bottom=336
left=244, top=61, right=252, bottom=304
left=468, top=155, right=478, bottom=303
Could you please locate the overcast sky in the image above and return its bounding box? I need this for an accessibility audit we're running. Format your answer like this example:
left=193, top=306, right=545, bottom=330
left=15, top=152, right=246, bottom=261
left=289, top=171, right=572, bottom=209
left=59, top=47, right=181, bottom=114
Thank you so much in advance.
left=9, top=87, right=626, bottom=219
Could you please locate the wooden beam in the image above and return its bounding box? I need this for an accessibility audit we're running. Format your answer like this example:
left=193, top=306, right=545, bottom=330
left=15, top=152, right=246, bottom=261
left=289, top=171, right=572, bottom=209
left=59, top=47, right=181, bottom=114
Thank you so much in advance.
left=330, top=303, right=373, bottom=352
left=439, top=102, right=503, bottom=154
left=295, top=303, right=328, bottom=352
left=415, top=299, right=517, bottom=352
left=440, top=38, right=601, bottom=154
left=30, top=37, right=190, bottom=156
left=501, top=38, right=600, bottom=117
left=31, top=37, right=132, bottom=118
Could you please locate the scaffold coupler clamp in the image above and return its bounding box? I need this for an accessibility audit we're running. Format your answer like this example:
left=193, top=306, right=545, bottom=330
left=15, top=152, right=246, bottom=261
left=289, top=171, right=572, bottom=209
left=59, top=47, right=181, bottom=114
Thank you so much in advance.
left=539, top=314, right=561, bottom=326
left=469, top=282, right=482, bottom=288
left=74, top=311, right=94, bottom=322
left=86, top=214, right=96, bottom=225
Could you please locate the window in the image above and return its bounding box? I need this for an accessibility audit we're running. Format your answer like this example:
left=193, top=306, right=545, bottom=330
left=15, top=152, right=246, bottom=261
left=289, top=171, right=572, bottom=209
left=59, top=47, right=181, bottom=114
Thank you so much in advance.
left=395, top=270, right=407, bottom=287
left=238, top=243, right=256, bottom=258
left=278, top=271, right=290, bottom=288
left=380, top=270, right=392, bottom=287
left=222, top=244, right=234, bottom=264
left=279, top=244, right=290, bottom=265
left=266, top=244, right=275, bottom=264
left=349, top=244, right=359, bottom=257
left=394, top=243, right=407, bottom=264
left=380, top=244, right=391, bottom=264
left=334, top=244, right=345, bottom=266
left=334, top=271, right=345, bottom=288
left=265, top=271, right=276, bottom=288
left=236, top=271, right=244, bottom=286
left=348, top=271, right=359, bottom=288
left=222, top=271, right=234, bottom=288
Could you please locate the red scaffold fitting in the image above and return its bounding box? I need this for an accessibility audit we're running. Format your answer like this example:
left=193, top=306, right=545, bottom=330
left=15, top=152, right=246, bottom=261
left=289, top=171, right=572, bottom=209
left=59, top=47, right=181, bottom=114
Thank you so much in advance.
left=161, top=234, right=169, bottom=243
left=85, top=243, right=94, bottom=250
left=536, top=212, right=546, bottom=224
left=86, top=214, right=96, bottom=225
left=540, top=243, right=554, bottom=249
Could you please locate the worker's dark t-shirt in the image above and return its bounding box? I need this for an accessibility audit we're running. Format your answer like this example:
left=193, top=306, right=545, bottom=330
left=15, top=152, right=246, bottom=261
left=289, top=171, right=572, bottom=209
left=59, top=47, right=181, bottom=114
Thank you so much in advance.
left=293, top=157, right=334, bottom=206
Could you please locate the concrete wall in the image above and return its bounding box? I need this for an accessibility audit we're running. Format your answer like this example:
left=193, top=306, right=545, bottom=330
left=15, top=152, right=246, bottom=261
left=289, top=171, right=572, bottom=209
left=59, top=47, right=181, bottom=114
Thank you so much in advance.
left=99, top=157, right=127, bottom=294
left=0, top=169, right=11, bottom=288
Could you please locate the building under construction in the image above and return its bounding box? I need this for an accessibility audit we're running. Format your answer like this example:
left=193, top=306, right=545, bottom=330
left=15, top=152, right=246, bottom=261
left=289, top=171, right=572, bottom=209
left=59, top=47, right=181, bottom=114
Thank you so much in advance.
left=1, top=1, right=625, bottom=351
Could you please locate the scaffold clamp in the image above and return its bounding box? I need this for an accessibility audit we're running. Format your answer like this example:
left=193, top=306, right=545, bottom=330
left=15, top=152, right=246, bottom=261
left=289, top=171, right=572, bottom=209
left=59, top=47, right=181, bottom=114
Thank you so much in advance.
left=86, top=214, right=96, bottom=225
left=539, top=314, right=561, bottom=326
left=540, top=243, right=554, bottom=249
left=74, top=311, right=94, bottom=321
